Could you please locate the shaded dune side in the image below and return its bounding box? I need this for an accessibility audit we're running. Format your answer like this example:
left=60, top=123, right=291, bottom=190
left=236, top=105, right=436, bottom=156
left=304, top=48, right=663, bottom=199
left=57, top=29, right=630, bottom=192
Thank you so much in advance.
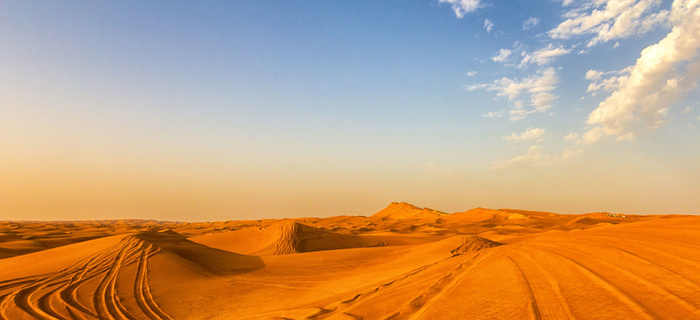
left=256, top=221, right=380, bottom=255
left=451, top=236, right=503, bottom=255
left=446, top=207, right=529, bottom=222
left=192, top=220, right=384, bottom=256
left=271, top=220, right=300, bottom=255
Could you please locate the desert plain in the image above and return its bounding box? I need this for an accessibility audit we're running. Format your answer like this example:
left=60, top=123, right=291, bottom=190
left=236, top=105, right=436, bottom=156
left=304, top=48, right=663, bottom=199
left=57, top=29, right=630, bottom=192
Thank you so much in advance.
left=1, top=202, right=699, bottom=320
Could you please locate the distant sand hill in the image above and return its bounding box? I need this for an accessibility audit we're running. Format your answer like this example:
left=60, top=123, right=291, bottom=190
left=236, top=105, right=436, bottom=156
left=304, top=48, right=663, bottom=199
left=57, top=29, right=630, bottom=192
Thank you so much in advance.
left=371, top=202, right=447, bottom=220
left=1, top=203, right=699, bottom=319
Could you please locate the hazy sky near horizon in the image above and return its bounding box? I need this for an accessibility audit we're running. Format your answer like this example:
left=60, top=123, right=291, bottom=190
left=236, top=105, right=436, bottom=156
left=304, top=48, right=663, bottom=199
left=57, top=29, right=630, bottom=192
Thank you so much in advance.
left=2, top=0, right=699, bottom=221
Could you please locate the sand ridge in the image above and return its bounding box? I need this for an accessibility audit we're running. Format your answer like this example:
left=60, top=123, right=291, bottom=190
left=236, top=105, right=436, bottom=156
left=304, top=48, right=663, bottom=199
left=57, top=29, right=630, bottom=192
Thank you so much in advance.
left=1, top=204, right=699, bottom=319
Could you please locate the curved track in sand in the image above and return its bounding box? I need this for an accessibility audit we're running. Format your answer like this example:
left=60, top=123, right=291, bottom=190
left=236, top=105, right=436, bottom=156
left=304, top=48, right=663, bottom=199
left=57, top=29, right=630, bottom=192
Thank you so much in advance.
left=247, top=219, right=700, bottom=320
left=0, top=234, right=171, bottom=320
left=2, top=209, right=700, bottom=319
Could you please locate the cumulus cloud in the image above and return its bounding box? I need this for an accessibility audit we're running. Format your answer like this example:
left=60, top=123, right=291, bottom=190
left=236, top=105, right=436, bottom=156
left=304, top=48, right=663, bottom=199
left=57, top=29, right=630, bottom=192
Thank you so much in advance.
left=491, top=48, right=513, bottom=62
left=468, top=68, right=559, bottom=121
left=504, top=127, right=546, bottom=142
left=484, top=19, right=494, bottom=32
left=530, top=92, right=556, bottom=112
left=520, top=44, right=572, bottom=66
left=583, top=0, right=700, bottom=144
left=585, top=66, right=632, bottom=95
left=548, top=0, right=670, bottom=47
left=523, top=17, right=541, bottom=30
left=439, top=0, right=481, bottom=18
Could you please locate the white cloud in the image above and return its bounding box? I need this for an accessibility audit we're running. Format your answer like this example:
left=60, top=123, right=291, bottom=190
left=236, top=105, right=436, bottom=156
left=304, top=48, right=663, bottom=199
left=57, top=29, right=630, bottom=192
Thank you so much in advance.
left=585, top=69, right=603, bottom=80
left=583, top=0, right=700, bottom=144
left=484, top=19, right=494, bottom=32
left=520, top=44, right=571, bottom=66
left=504, top=127, right=546, bottom=142
left=563, top=132, right=579, bottom=141
left=467, top=71, right=478, bottom=77
left=531, top=92, right=556, bottom=112
left=509, top=106, right=528, bottom=121
left=617, top=132, right=636, bottom=141
left=491, top=48, right=513, bottom=62
left=468, top=68, right=559, bottom=121
left=491, top=146, right=582, bottom=169
left=548, top=0, right=670, bottom=47
left=581, top=127, right=604, bottom=144
left=439, top=0, right=481, bottom=18
left=492, top=146, right=547, bottom=169
left=523, top=17, right=541, bottom=30
left=585, top=67, right=632, bottom=95
left=483, top=111, right=504, bottom=118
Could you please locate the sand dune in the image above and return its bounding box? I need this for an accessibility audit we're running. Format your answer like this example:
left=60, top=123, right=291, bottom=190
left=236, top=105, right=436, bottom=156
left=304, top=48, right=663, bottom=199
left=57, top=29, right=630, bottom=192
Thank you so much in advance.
left=371, top=202, right=447, bottom=220
left=1, top=204, right=699, bottom=319
left=191, top=220, right=382, bottom=256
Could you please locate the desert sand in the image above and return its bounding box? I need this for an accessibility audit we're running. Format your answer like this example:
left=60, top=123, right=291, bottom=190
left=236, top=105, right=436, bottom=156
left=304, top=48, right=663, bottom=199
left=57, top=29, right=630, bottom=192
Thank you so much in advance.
left=1, top=202, right=699, bottom=319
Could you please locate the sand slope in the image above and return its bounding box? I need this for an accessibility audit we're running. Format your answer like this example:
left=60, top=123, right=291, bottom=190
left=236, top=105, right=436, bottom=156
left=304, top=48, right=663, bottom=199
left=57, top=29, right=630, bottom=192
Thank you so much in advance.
left=0, top=230, right=262, bottom=320
left=190, top=220, right=384, bottom=256
left=1, top=205, right=699, bottom=319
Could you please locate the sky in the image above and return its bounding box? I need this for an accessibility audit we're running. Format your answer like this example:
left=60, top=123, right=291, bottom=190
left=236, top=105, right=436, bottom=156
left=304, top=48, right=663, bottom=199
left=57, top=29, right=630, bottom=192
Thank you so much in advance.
left=1, top=0, right=699, bottom=221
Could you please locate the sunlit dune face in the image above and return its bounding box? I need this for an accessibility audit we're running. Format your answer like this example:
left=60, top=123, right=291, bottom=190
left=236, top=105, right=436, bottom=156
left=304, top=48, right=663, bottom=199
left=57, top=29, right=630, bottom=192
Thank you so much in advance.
left=1, top=204, right=698, bottom=319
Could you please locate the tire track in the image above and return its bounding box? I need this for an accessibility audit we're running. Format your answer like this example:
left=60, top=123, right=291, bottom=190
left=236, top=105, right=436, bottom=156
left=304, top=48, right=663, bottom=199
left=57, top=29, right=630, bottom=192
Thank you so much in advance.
left=37, top=283, right=70, bottom=320
left=404, top=252, right=493, bottom=320
left=0, top=233, right=172, bottom=320
left=507, top=256, right=541, bottom=320
left=533, top=243, right=700, bottom=318
left=583, top=234, right=700, bottom=285
left=14, top=286, right=55, bottom=320
left=535, top=247, right=658, bottom=320
left=304, top=254, right=457, bottom=319
left=302, top=242, right=503, bottom=320
left=94, top=239, right=140, bottom=320
left=134, top=244, right=171, bottom=320
left=512, top=249, right=575, bottom=320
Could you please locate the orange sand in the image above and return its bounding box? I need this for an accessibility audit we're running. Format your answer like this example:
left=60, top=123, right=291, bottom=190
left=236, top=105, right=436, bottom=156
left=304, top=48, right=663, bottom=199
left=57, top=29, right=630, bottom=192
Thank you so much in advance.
left=1, top=202, right=699, bottom=319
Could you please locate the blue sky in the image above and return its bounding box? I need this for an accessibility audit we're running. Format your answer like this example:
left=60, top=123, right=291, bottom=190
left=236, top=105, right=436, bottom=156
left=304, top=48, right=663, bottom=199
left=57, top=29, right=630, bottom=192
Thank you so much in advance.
left=1, top=0, right=699, bottom=221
